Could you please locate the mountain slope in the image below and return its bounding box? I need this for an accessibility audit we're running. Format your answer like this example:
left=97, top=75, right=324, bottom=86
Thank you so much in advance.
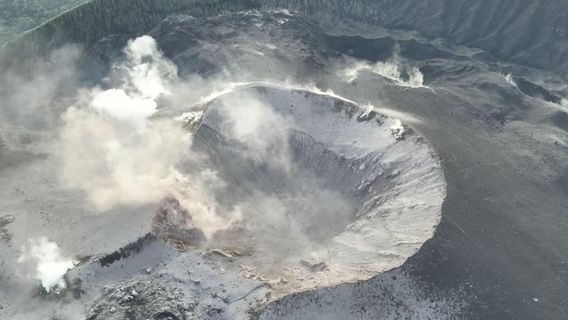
left=2, top=0, right=568, bottom=76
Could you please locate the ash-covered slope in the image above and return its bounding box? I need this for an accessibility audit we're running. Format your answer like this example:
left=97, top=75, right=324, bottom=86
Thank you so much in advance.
left=267, top=0, right=568, bottom=75
left=2, top=0, right=568, bottom=76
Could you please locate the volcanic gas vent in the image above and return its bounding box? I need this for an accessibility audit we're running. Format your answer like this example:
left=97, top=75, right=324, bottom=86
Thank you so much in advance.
left=164, top=86, right=446, bottom=293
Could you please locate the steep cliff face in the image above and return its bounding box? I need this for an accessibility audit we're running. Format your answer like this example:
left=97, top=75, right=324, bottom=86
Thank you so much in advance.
left=2, top=0, right=568, bottom=76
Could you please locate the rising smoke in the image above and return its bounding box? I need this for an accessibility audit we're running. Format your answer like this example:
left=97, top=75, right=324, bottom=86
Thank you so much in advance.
left=59, top=36, right=191, bottom=210
left=18, top=237, right=76, bottom=293
left=341, top=46, right=425, bottom=88
left=57, top=36, right=248, bottom=239
left=215, top=90, right=293, bottom=170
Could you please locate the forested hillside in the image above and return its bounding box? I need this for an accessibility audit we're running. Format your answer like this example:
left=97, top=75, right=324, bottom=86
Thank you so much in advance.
left=0, top=0, right=86, bottom=43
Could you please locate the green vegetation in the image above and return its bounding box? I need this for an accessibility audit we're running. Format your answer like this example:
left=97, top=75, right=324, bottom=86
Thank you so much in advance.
left=0, top=0, right=88, bottom=44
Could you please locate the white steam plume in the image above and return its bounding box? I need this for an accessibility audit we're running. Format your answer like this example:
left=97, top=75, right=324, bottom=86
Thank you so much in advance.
left=60, top=35, right=189, bottom=210
left=341, top=48, right=425, bottom=88
left=216, top=91, right=292, bottom=169
left=18, top=238, right=76, bottom=293
left=60, top=108, right=192, bottom=210
left=90, top=35, right=177, bottom=127
left=59, top=35, right=241, bottom=238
